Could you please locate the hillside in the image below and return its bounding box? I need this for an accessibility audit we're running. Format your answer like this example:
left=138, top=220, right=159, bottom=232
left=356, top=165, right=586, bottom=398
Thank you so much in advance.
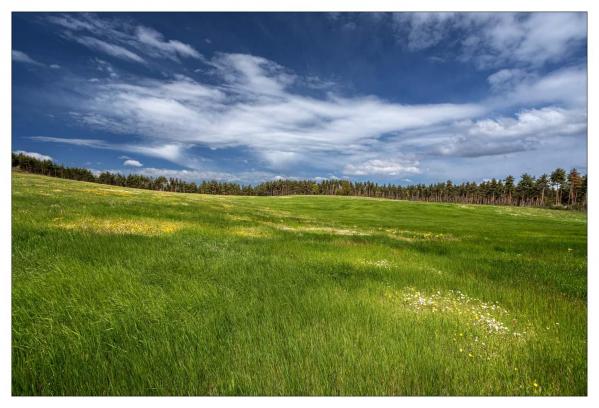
left=12, top=171, right=587, bottom=395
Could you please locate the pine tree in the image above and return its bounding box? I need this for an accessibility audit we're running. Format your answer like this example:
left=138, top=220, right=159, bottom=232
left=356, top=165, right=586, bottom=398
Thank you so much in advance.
left=536, top=174, right=549, bottom=206
left=567, top=168, right=582, bottom=206
left=504, top=176, right=515, bottom=205
left=550, top=168, right=566, bottom=206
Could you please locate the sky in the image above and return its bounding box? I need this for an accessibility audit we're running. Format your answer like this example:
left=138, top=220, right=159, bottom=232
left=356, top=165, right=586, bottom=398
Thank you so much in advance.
left=12, top=12, right=588, bottom=185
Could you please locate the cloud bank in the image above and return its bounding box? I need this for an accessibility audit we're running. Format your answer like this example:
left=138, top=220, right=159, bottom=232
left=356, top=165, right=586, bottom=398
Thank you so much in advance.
left=390, top=12, right=586, bottom=69
left=14, top=150, right=53, bottom=161
left=24, top=13, right=587, bottom=182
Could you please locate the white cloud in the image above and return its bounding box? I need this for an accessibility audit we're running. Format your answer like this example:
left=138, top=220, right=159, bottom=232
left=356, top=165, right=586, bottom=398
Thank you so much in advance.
left=467, top=107, right=586, bottom=139
left=47, top=14, right=98, bottom=31
left=31, top=136, right=106, bottom=147
left=390, top=12, right=586, bottom=69
left=75, top=36, right=145, bottom=63
left=487, top=68, right=530, bottom=92
left=465, top=13, right=586, bottom=68
left=114, top=167, right=280, bottom=184
left=135, top=26, right=200, bottom=60
left=18, top=13, right=586, bottom=184
left=31, top=136, right=186, bottom=162
left=128, top=144, right=184, bottom=162
left=501, top=65, right=587, bottom=108
left=50, top=64, right=61, bottom=69
left=57, top=53, right=483, bottom=162
left=48, top=14, right=200, bottom=64
left=344, top=158, right=421, bottom=176
left=260, top=151, right=301, bottom=169
left=31, top=50, right=586, bottom=180
left=208, top=53, right=296, bottom=97
left=14, top=150, right=53, bottom=161
left=94, top=59, right=119, bottom=78
left=510, top=13, right=587, bottom=67
left=392, top=12, right=457, bottom=51
left=12, top=50, right=43, bottom=66
left=123, top=159, right=143, bottom=167
left=406, top=106, right=587, bottom=158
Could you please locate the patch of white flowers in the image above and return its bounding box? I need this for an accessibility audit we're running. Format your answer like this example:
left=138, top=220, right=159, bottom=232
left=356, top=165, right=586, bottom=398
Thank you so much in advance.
left=361, top=259, right=393, bottom=269
left=400, top=288, right=519, bottom=336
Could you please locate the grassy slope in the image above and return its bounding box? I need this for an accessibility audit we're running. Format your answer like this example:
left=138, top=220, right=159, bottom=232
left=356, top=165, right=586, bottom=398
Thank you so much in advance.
left=12, top=172, right=587, bottom=396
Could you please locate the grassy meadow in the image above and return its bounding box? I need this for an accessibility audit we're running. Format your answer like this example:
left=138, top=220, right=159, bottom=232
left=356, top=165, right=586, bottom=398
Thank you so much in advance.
left=11, top=171, right=587, bottom=395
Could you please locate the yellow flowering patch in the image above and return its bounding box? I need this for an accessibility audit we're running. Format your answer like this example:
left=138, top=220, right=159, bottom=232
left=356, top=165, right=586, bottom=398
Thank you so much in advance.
left=230, top=226, right=271, bottom=238
left=75, top=187, right=138, bottom=197
left=226, top=214, right=254, bottom=222
left=384, top=229, right=458, bottom=242
left=269, top=223, right=370, bottom=236
left=56, top=217, right=183, bottom=236
left=259, top=207, right=294, bottom=217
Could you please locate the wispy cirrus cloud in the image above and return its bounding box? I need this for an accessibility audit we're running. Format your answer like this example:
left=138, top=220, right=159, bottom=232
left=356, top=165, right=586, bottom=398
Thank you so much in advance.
left=34, top=52, right=479, bottom=162
left=27, top=13, right=586, bottom=182
left=74, top=36, right=145, bottom=63
left=33, top=50, right=587, bottom=179
left=12, top=50, right=44, bottom=66
left=31, top=136, right=187, bottom=162
left=47, top=13, right=201, bottom=64
left=134, top=26, right=201, bottom=60
left=487, top=68, right=531, bottom=92
left=54, top=54, right=487, bottom=177
left=389, top=12, right=586, bottom=69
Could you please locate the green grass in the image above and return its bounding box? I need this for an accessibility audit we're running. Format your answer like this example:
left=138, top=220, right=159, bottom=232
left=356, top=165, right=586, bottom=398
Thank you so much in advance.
left=11, top=171, right=587, bottom=396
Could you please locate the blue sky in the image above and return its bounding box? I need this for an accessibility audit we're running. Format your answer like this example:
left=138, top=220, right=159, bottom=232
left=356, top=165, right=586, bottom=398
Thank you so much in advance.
left=12, top=12, right=587, bottom=184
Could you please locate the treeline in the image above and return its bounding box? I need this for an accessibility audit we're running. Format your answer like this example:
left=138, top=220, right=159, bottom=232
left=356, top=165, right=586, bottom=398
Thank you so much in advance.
left=12, top=153, right=587, bottom=210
